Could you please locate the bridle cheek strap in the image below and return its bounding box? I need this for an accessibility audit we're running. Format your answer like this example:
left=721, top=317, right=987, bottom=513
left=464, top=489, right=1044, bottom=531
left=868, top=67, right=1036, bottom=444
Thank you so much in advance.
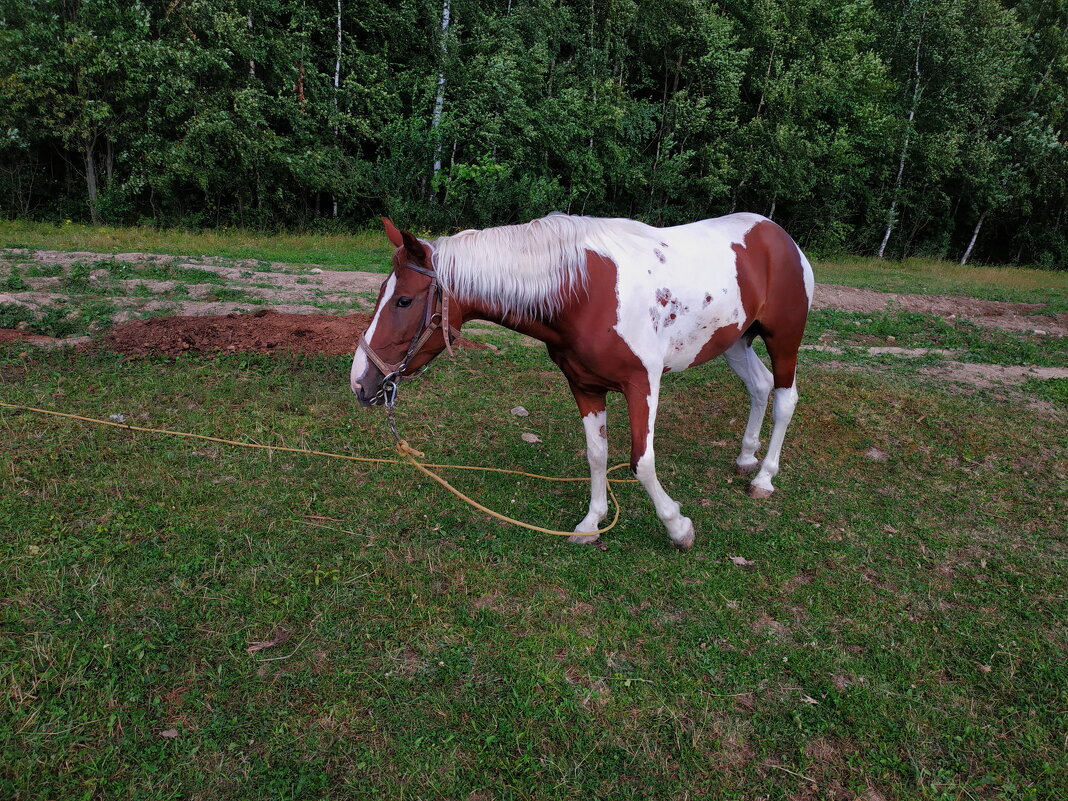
left=358, top=281, right=463, bottom=382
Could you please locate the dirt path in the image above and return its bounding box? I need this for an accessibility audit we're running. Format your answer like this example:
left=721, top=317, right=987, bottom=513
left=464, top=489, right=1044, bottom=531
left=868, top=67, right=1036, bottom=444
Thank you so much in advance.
left=1, top=249, right=1065, bottom=397
left=3, top=248, right=1064, bottom=335
left=813, top=283, right=1065, bottom=335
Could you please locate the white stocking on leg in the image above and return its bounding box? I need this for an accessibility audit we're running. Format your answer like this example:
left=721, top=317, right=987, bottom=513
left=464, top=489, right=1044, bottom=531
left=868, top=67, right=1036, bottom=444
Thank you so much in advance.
left=749, top=384, right=798, bottom=498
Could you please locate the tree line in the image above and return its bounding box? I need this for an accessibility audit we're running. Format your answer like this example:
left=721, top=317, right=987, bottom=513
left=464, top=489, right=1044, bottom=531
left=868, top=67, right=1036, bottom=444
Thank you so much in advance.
left=1, top=0, right=1065, bottom=266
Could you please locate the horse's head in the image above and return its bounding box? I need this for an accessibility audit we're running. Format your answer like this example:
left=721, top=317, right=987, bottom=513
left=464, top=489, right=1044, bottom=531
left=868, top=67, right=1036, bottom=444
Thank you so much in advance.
left=350, top=219, right=459, bottom=407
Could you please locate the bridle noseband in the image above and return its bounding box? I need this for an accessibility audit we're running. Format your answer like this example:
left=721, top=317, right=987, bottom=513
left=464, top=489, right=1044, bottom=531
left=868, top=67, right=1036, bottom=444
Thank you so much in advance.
left=358, top=261, right=463, bottom=410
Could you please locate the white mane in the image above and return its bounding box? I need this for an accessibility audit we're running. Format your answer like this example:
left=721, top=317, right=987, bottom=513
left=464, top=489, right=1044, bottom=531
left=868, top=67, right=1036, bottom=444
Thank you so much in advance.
left=430, top=214, right=656, bottom=319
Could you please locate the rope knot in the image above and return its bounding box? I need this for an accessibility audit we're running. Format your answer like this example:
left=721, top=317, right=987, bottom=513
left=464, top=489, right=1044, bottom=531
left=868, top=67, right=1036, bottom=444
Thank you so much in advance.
left=395, top=440, right=425, bottom=459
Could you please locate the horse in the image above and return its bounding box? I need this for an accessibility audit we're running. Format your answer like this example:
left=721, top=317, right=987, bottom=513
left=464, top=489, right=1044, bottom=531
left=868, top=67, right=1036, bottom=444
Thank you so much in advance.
left=351, top=213, right=814, bottom=551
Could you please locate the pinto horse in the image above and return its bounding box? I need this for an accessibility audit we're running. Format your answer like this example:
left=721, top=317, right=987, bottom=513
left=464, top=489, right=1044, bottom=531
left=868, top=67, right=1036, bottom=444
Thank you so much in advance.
left=351, top=214, right=813, bottom=550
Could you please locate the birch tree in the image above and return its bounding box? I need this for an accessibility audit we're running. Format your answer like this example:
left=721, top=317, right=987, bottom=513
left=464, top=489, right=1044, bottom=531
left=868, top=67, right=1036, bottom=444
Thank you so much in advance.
left=430, top=0, right=451, bottom=197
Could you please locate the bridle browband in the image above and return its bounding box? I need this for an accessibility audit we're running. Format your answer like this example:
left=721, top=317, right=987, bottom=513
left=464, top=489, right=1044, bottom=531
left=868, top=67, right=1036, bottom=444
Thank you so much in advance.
left=358, top=260, right=463, bottom=410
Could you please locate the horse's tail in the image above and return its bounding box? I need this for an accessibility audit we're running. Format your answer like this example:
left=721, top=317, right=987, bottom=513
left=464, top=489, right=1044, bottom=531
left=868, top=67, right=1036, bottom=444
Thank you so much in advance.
left=795, top=245, right=815, bottom=311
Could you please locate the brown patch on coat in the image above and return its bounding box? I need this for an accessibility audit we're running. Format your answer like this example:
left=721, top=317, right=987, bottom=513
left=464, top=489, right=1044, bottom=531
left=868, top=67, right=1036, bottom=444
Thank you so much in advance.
left=685, top=220, right=810, bottom=380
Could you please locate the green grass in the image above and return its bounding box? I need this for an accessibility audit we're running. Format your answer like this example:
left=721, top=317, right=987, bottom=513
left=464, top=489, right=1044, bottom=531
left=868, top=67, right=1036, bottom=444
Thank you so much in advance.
left=0, top=220, right=394, bottom=272
left=805, top=309, right=1067, bottom=368
left=815, top=256, right=1068, bottom=310
left=1, top=337, right=1064, bottom=800
left=1022, top=376, right=1068, bottom=406
left=0, top=267, right=29, bottom=292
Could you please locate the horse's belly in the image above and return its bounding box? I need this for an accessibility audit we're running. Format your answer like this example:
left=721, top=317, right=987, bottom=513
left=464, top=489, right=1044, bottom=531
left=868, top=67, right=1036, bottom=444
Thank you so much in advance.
left=658, top=292, right=748, bottom=372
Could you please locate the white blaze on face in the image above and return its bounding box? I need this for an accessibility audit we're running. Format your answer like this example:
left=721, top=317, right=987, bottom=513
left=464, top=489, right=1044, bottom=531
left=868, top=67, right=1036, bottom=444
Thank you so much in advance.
left=350, top=273, right=397, bottom=394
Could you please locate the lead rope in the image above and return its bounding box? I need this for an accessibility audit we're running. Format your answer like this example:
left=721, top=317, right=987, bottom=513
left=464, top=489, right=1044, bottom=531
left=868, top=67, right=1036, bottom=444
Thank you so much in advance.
left=0, top=401, right=634, bottom=537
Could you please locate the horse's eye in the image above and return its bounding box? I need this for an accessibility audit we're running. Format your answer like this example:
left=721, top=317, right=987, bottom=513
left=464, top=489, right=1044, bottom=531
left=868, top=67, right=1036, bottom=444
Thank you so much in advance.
left=396, top=297, right=413, bottom=308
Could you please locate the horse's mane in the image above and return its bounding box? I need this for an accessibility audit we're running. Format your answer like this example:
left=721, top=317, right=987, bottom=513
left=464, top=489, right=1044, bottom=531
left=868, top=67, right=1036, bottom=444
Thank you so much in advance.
left=430, top=214, right=655, bottom=319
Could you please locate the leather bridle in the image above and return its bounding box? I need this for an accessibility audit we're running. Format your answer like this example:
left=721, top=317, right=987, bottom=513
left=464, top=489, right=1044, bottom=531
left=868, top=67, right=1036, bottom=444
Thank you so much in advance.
left=357, top=261, right=463, bottom=408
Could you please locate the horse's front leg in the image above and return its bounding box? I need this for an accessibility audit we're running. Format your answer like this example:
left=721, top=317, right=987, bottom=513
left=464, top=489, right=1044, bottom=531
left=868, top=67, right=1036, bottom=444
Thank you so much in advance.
left=623, top=375, right=695, bottom=552
left=567, top=385, right=608, bottom=545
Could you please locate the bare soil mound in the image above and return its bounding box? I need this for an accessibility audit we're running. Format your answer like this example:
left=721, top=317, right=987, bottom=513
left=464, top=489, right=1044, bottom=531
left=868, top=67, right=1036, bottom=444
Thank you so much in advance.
left=100, top=309, right=482, bottom=358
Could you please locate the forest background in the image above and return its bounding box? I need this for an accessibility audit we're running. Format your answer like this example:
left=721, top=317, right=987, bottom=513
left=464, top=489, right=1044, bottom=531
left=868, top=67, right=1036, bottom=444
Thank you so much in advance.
left=0, top=0, right=1065, bottom=267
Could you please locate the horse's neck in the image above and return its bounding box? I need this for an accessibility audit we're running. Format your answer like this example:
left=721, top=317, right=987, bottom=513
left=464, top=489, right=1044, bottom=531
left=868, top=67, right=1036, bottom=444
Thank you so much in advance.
left=460, top=296, right=564, bottom=348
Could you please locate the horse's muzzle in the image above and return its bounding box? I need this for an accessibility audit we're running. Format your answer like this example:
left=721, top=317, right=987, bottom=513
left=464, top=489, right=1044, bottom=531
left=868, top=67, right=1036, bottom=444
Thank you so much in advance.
left=352, top=384, right=386, bottom=407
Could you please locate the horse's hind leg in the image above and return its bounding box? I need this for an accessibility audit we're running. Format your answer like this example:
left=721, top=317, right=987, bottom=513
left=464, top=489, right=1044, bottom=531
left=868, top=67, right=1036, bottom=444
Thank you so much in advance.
left=748, top=328, right=802, bottom=498
left=723, top=339, right=773, bottom=475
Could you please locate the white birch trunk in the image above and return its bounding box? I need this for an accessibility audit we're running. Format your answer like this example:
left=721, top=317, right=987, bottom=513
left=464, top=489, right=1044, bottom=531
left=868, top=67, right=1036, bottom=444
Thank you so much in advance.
left=878, top=20, right=923, bottom=259
left=248, top=14, right=255, bottom=77
left=960, top=209, right=987, bottom=265
left=85, top=143, right=101, bottom=225
left=333, top=0, right=342, bottom=217
left=430, top=0, right=451, bottom=197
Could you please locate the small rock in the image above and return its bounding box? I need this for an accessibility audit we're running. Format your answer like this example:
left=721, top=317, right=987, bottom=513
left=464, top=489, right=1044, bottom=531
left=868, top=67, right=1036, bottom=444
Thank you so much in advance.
left=864, top=447, right=889, bottom=462
left=309, top=268, right=323, bottom=274
left=510, top=406, right=529, bottom=417
left=728, top=555, right=755, bottom=567
left=520, top=432, right=541, bottom=444
left=1032, top=329, right=1046, bottom=336
left=160, top=728, right=178, bottom=739
left=108, top=413, right=126, bottom=423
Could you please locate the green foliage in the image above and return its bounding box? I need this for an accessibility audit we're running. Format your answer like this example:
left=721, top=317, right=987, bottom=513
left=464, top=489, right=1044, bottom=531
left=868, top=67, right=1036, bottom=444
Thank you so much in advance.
left=0, top=0, right=1065, bottom=265
left=1022, top=376, right=1068, bottom=405
left=0, top=302, right=35, bottom=329
left=0, top=266, right=29, bottom=291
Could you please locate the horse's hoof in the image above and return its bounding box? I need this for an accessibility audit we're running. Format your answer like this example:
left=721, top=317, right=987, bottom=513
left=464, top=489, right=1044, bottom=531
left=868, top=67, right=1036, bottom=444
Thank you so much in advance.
left=735, top=462, right=758, bottom=475
left=567, top=533, right=600, bottom=545
left=748, top=484, right=774, bottom=499
left=671, top=519, right=695, bottom=552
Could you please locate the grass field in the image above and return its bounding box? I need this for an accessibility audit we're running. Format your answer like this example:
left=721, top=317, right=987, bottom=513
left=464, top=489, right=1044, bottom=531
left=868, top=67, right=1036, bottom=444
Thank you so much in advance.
left=1, top=224, right=1066, bottom=799
left=0, top=220, right=394, bottom=272
left=2, top=329, right=1065, bottom=800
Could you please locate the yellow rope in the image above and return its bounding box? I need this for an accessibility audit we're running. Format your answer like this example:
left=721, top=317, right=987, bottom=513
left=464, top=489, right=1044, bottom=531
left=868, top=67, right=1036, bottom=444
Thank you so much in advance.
left=0, top=401, right=635, bottom=537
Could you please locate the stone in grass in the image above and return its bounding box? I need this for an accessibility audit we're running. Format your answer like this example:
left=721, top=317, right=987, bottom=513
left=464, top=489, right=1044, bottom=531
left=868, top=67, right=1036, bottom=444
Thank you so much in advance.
left=510, top=406, right=529, bottom=417
left=521, top=432, right=541, bottom=443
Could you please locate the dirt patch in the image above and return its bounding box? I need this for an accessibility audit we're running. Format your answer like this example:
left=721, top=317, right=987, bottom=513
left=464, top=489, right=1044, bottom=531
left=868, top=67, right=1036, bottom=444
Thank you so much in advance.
left=802, top=345, right=959, bottom=357
left=100, top=309, right=485, bottom=358
left=919, top=361, right=1068, bottom=390
left=0, top=329, right=90, bottom=348
left=814, top=283, right=1066, bottom=336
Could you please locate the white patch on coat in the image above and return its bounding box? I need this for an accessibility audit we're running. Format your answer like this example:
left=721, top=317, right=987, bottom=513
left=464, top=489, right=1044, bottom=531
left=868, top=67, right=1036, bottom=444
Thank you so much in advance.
left=606, top=213, right=766, bottom=375
left=350, top=273, right=396, bottom=393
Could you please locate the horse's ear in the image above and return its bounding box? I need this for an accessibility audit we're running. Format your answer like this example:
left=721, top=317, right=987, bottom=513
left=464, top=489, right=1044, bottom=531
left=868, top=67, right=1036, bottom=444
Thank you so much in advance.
left=382, top=217, right=404, bottom=248
left=400, top=230, right=428, bottom=264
